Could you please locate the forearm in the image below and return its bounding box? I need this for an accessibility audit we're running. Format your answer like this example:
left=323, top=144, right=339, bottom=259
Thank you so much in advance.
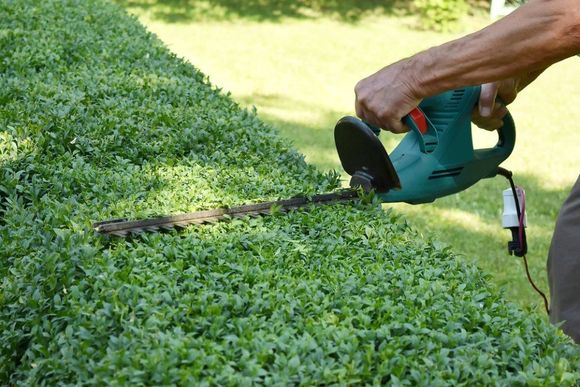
left=409, top=0, right=580, bottom=98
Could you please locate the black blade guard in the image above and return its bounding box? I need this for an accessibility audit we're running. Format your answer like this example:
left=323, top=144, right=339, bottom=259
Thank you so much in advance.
left=334, top=116, right=401, bottom=193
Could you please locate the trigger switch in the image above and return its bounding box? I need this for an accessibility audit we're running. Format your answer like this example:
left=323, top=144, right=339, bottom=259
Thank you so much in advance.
left=409, top=108, right=428, bottom=134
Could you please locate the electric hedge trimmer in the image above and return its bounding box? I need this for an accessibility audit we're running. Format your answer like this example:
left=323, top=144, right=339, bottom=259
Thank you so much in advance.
left=94, top=85, right=516, bottom=237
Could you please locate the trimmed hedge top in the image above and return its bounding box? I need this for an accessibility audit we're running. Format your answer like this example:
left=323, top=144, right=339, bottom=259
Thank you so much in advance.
left=1, top=0, right=578, bottom=384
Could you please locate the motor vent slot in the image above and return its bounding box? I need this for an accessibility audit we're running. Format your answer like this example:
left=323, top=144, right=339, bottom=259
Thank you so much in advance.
left=443, top=88, right=466, bottom=111
left=429, top=167, right=464, bottom=179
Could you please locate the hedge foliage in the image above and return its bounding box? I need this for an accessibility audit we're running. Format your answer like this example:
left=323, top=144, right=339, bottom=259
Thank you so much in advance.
left=414, top=0, right=469, bottom=32
left=1, top=0, right=578, bottom=384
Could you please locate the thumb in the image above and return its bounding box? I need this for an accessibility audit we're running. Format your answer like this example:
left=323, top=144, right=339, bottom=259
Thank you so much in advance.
left=387, top=119, right=408, bottom=134
left=479, top=83, right=498, bottom=117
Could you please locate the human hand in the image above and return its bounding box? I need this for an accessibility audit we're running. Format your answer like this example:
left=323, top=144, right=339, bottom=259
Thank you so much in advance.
left=472, top=82, right=511, bottom=131
left=473, top=69, right=545, bottom=130
left=354, top=59, right=423, bottom=133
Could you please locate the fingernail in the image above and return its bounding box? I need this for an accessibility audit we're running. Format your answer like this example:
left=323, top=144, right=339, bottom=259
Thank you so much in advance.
left=480, top=106, right=491, bottom=117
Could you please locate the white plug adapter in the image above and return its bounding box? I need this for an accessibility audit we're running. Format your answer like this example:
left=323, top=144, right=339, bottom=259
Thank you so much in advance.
left=502, top=187, right=527, bottom=228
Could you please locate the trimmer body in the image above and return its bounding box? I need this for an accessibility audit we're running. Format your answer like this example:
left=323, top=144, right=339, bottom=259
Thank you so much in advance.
left=335, top=85, right=516, bottom=203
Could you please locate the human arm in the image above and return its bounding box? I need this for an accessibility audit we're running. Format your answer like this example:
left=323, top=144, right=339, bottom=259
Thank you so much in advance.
left=354, top=0, right=580, bottom=132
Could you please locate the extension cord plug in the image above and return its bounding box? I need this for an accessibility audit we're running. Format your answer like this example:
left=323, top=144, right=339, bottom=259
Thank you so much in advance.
left=502, top=187, right=526, bottom=228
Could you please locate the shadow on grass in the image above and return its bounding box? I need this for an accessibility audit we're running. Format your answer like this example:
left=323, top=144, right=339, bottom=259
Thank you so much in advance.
left=116, top=0, right=406, bottom=23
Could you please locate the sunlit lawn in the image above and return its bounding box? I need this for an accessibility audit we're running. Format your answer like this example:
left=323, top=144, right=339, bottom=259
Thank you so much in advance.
left=121, top=2, right=580, bottom=312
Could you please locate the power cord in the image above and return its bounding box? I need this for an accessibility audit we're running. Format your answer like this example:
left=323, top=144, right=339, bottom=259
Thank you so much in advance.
left=497, top=167, right=550, bottom=315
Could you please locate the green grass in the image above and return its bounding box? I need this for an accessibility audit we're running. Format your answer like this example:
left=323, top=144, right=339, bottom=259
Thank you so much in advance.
left=115, top=0, right=404, bottom=23
left=126, top=5, right=580, bottom=311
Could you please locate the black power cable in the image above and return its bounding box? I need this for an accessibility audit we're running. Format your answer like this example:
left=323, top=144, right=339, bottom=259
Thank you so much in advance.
left=497, top=167, right=550, bottom=315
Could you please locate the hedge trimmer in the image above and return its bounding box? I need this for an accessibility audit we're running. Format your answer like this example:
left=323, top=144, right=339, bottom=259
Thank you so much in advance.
left=95, top=85, right=516, bottom=237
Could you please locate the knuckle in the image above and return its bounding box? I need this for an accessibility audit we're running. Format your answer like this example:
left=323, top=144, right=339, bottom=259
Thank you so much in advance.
left=377, top=111, right=388, bottom=121
left=356, top=93, right=370, bottom=107
left=354, top=80, right=367, bottom=96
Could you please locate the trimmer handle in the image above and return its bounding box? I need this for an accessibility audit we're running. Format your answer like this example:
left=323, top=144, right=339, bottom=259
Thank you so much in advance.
left=491, top=102, right=516, bottom=159
left=389, top=86, right=515, bottom=167
left=366, top=87, right=515, bottom=163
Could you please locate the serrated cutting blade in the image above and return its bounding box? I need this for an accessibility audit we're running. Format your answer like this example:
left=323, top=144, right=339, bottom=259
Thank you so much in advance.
left=93, top=190, right=360, bottom=237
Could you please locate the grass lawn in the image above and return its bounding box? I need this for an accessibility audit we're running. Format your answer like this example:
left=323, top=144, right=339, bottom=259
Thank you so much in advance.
left=120, top=2, right=580, bottom=311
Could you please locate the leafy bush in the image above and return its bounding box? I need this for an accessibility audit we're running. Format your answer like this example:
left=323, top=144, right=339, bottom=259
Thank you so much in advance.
left=1, top=0, right=579, bottom=384
left=414, top=0, right=469, bottom=32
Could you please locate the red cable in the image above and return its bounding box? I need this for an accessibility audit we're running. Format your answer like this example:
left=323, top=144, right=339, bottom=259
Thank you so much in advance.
left=517, top=187, right=550, bottom=315
left=518, top=187, right=526, bottom=253
left=522, top=254, right=550, bottom=315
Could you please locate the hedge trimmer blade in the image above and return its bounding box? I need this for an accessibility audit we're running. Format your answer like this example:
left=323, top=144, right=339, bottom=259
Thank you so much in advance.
left=93, top=190, right=360, bottom=237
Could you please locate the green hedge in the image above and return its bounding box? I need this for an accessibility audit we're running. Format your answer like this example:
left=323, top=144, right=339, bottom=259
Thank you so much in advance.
left=0, top=0, right=578, bottom=384
left=414, top=0, right=469, bottom=32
